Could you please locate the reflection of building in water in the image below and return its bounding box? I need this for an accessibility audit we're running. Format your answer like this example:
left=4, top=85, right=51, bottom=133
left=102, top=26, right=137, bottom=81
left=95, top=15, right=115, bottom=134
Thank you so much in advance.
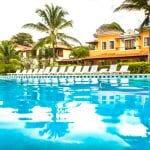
left=98, top=78, right=149, bottom=106
left=98, top=90, right=148, bottom=106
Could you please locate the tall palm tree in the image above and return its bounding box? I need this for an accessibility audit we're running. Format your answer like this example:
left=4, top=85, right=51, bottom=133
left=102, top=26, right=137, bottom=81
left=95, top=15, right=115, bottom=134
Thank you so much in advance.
left=114, top=0, right=150, bottom=13
left=23, top=4, right=81, bottom=65
left=114, top=0, right=150, bottom=28
left=114, top=0, right=150, bottom=61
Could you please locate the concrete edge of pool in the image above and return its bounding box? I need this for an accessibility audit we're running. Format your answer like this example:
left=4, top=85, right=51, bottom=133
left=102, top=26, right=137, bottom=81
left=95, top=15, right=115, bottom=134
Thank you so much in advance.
left=0, top=74, right=150, bottom=80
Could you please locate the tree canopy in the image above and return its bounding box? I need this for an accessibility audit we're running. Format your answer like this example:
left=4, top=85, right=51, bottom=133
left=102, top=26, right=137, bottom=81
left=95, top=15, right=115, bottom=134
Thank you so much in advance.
left=23, top=4, right=81, bottom=64
left=114, top=0, right=150, bottom=13
left=0, top=40, right=22, bottom=73
left=114, top=0, right=150, bottom=30
left=11, top=32, right=33, bottom=46
left=97, top=22, right=124, bottom=32
left=70, top=46, right=89, bottom=58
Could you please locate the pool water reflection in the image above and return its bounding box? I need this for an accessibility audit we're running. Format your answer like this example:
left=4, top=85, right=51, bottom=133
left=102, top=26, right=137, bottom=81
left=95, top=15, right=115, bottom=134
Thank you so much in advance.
left=0, top=78, right=150, bottom=150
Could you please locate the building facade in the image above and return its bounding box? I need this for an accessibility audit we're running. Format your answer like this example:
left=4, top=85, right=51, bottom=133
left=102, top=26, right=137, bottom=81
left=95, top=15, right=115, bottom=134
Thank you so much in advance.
left=85, top=27, right=150, bottom=65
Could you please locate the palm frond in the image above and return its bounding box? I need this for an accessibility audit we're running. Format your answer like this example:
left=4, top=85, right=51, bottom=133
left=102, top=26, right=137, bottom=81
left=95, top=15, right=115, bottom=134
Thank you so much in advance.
left=33, top=36, right=51, bottom=49
left=23, top=23, right=49, bottom=33
left=139, top=15, right=149, bottom=30
left=114, top=0, right=149, bottom=12
left=57, top=33, right=82, bottom=45
left=36, top=8, right=50, bottom=27
left=58, top=20, right=73, bottom=30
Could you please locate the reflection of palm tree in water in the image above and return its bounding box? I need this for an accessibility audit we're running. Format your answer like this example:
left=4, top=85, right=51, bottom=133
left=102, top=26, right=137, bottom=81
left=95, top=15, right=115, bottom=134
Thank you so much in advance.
left=39, top=122, right=69, bottom=139
left=39, top=103, right=69, bottom=139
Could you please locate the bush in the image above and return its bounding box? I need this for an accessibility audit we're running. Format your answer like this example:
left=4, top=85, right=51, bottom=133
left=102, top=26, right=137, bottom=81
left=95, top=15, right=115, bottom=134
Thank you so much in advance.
left=118, top=62, right=150, bottom=74
left=0, top=63, right=22, bottom=74
left=0, top=64, right=5, bottom=74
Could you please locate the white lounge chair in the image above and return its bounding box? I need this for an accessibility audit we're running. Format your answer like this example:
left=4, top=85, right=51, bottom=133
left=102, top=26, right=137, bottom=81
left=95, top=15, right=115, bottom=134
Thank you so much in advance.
left=65, top=66, right=74, bottom=74
left=99, top=68, right=108, bottom=73
left=115, top=65, right=130, bottom=74
left=73, top=66, right=82, bottom=74
left=37, top=69, right=44, bottom=75
left=80, top=66, right=90, bottom=74
left=25, top=69, right=33, bottom=75
left=32, top=68, right=39, bottom=75
left=43, top=67, right=50, bottom=75
left=89, top=65, right=98, bottom=74
left=49, top=66, right=58, bottom=74
left=107, top=64, right=117, bottom=73
left=57, top=66, right=66, bottom=74
left=19, top=69, right=27, bottom=75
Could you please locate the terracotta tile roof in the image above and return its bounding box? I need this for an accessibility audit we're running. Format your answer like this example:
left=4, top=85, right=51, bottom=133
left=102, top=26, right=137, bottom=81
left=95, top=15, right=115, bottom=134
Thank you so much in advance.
left=58, top=49, right=148, bottom=62
left=86, top=40, right=98, bottom=45
left=55, top=42, right=70, bottom=50
left=87, top=49, right=147, bottom=59
left=16, top=45, right=32, bottom=52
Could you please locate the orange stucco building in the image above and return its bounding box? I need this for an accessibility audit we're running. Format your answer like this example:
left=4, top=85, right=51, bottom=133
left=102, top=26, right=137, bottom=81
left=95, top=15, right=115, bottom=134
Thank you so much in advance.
left=84, top=27, right=150, bottom=65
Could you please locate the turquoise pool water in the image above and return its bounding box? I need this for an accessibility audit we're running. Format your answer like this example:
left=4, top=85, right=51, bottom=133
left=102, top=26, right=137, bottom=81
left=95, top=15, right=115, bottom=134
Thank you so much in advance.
left=0, top=77, right=150, bottom=150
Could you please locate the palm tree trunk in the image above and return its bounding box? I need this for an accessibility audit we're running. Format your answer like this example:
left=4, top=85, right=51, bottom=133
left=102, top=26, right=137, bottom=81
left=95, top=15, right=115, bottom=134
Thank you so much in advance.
left=52, top=43, right=55, bottom=65
left=52, top=34, right=57, bottom=66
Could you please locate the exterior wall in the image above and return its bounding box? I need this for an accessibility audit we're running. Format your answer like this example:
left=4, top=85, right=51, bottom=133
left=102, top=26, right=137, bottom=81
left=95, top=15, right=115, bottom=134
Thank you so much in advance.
left=23, top=52, right=27, bottom=59
left=139, top=30, right=149, bottom=52
left=63, top=50, right=71, bottom=59
left=90, top=29, right=149, bottom=58
left=97, top=34, right=120, bottom=51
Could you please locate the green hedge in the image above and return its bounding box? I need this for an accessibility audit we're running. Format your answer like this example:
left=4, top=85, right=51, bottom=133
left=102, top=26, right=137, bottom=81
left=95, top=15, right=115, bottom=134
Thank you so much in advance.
left=118, top=62, right=150, bottom=74
left=0, top=63, right=22, bottom=74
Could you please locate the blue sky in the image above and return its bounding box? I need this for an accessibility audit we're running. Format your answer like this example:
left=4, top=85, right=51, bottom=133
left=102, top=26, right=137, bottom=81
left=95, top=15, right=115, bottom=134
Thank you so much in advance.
left=0, top=0, right=145, bottom=44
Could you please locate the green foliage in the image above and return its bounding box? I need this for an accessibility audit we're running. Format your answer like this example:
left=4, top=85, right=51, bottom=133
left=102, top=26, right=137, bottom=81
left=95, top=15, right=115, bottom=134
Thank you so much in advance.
left=97, top=22, right=124, bottom=32
left=23, top=4, right=81, bottom=64
left=38, top=47, right=53, bottom=59
left=70, top=46, right=89, bottom=58
left=0, top=40, right=22, bottom=74
left=0, top=40, right=20, bottom=64
left=119, top=62, right=150, bottom=74
left=11, top=32, right=33, bottom=46
left=114, top=0, right=150, bottom=30
left=0, top=63, right=21, bottom=74
left=114, top=0, right=149, bottom=13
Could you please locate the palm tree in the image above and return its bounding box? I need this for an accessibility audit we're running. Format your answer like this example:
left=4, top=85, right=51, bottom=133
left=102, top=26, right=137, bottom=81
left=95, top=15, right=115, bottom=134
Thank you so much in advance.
left=114, top=0, right=150, bottom=61
left=114, top=0, right=150, bottom=13
left=23, top=4, right=81, bottom=65
left=0, top=40, right=20, bottom=64
left=114, top=0, right=150, bottom=28
left=0, top=40, right=22, bottom=73
left=96, top=22, right=124, bottom=32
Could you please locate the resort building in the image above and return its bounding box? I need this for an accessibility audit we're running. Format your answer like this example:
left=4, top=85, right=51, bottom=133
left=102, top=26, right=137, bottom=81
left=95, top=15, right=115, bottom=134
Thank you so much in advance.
left=16, top=42, right=72, bottom=62
left=58, top=26, right=150, bottom=65
left=85, top=27, right=150, bottom=65
left=15, top=45, right=32, bottom=59
left=55, top=42, right=72, bottom=60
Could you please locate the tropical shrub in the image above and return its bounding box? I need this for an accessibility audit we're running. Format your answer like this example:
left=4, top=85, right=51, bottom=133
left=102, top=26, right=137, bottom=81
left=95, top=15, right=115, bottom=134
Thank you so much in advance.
left=118, top=62, right=150, bottom=74
left=0, top=40, right=22, bottom=74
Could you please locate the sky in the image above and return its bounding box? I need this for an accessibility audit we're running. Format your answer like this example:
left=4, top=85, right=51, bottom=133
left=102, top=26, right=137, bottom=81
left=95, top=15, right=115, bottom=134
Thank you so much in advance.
left=0, top=0, right=145, bottom=44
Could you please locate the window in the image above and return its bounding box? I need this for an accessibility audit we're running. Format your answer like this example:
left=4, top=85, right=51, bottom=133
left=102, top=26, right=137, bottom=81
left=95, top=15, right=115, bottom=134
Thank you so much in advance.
left=144, top=37, right=150, bottom=46
left=109, top=41, right=114, bottom=49
left=125, top=39, right=135, bottom=50
left=102, top=41, right=106, bottom=50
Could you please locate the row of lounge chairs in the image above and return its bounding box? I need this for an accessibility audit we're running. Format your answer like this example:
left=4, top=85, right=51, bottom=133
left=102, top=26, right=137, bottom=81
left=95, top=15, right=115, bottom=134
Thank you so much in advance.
left=7, top=64, right=130, bottom=76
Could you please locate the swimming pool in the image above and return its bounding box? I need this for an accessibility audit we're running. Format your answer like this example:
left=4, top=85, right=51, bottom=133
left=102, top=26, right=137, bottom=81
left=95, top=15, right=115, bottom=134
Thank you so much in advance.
left=0, top=76, right=150, bottom=150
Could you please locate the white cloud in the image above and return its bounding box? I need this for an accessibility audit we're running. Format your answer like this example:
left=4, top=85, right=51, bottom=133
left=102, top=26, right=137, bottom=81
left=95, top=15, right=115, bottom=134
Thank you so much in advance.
left=0, top=0, right=145, bottom=44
